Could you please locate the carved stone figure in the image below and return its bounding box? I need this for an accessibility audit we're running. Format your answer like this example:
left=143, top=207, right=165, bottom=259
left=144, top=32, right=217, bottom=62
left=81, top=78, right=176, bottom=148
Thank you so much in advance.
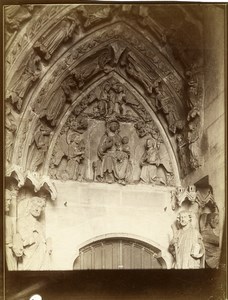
left=7, top=52, right=41, bottom=111
left=34, top=16, right=78, bottom=60
left=186, top=65, right=201, bottom=121
left=115, top=136, right=133, bottom=185
left=73, top=47, right=113, bottom=89
left=200, top=213, right=220, bottom=268
left=5, top=189, right=17, bottom=270
left=155, top=84, right=184, bottom=134
left=65, top=132, right=85, bottom=181
left=28, top=124, right=52, bottom=172
left=176, top=134, right=189, bottom=176
left=169, top=211, right=205, bottom=269
left=37, top=77, right=76, bottom=126
left=77, top=5, right=111, bottom=28
left=140, top=138, right=161, bottom=184
left=5, top=5, right=34, bottom=32
left=96, top=120, right=122, bottom=183
left=121, top=51, right=154, bottom=94
left=50, top=118, right=87, bottom=181
left=17, top=197, right=52, bottom=270
left=187, top=119, right=201, bottom=169
left=5, top=104, right=17, bottom=164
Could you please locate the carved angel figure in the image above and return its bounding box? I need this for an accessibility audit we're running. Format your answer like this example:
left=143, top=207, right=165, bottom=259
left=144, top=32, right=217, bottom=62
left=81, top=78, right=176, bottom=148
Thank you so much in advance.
left=34, top=16, right=78, bottom=60
left=17, top=197, right=52, bottom=270
left=140, top=138, right=160, bottom=184
left=169, top=211, right=205, bottom=269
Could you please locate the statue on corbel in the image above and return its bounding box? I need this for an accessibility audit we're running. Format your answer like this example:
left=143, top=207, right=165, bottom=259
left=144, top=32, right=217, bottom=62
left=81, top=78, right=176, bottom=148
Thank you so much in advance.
left=170, top=185, right=221, bottom=268
left=169, top=210, right=205, bottom=269
left=5, top=171, right=56, bottom=270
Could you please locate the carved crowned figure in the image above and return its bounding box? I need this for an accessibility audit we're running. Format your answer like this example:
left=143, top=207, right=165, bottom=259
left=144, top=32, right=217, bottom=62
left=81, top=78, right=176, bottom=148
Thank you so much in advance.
left=169, top=210, right=205, bottom=269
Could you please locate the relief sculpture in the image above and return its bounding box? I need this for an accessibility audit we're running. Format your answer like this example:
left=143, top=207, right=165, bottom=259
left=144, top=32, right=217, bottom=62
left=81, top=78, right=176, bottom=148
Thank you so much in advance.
left=154, top=82, right=184, bottom=134
left=34, top=16, right=78, bottom=61
left=17, top=197, right=52, bottom=270
left=5, top=189, right=19, bottom=270
left=95, top=120, right=131, bottom=184
left=27, top=123, right=52, bottom=172
left=5, top=104, right=17, bottom=164
left=6, top=52, right=42, bottom=111
left=139, top=138, right=172, bottom=185
left=77, top=5, right=111, bottom=28
left=200, top=212, right=220, bottom=268
left=50, top=117, right=87, bottom=181
left=169, top=210, right=205, bottom=269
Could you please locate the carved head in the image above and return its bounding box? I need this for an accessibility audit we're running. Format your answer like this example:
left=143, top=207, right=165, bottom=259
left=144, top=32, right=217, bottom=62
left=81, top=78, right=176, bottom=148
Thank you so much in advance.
left=207, top=213, right=219, bottom=229
left=5, top=189, right=12, bottom=213
left=29, top=197, right=46, bottom=218
left=177, top=210, right=192, bottom=228
left=122, top=136, right=129, bottom=145
left=146, top=138, right=155, bottom=149
left=108, top=121, right=120, bottom=133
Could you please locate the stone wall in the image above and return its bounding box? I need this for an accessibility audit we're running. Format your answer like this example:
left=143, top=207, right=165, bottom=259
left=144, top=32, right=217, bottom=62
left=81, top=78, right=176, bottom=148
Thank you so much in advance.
left=45, top=181, right=175, bottom=270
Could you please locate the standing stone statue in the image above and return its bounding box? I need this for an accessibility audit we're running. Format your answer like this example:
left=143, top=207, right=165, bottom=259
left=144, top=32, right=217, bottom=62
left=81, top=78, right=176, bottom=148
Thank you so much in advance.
left=17, top=197, right=52, bottom=270
left=200, top=213, right=220, bottom=268
left=5, top=189, right=17, bottom=270
left=169, top=210, right=205, bottom=269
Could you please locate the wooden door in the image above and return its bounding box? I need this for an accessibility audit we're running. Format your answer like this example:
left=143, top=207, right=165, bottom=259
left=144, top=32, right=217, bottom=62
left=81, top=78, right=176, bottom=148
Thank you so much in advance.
left=73, top=238, right=165, bottom=269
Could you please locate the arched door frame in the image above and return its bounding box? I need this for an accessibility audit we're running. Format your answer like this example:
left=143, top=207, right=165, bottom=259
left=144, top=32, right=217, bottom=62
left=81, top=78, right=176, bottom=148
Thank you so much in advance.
left=72, top=233, right=173, bottom=269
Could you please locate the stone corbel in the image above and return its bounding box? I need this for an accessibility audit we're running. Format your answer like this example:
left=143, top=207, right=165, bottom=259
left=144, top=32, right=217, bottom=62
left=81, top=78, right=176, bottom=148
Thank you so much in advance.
left=6, top=164, right=25, bottom=188
left=5, top=166, right=57, bottom=201
left=171, top=185, right=218, bottom=213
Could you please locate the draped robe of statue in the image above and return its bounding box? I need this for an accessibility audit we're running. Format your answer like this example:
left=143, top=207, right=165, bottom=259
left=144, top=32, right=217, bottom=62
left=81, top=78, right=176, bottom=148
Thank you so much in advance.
left=140, top=144, right=160, bottom=184
left=5, top=215, right=17, bottom=270
left=115, top=144, right=133, bottom=184
left=170, top=226, right=205, bottom=269
left=17, top=214, right=51, bottom=270
left=96, top=129, right=122, bottom=182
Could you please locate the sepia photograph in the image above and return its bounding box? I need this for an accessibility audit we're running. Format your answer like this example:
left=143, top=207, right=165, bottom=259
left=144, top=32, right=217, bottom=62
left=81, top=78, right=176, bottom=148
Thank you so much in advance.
left=2, top=2, right=227, bottom=299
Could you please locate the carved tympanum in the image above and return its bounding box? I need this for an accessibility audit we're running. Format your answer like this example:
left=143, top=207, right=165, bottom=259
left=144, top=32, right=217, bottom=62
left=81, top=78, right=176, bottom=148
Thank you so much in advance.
left=169, top=210, right=205, bottom=269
